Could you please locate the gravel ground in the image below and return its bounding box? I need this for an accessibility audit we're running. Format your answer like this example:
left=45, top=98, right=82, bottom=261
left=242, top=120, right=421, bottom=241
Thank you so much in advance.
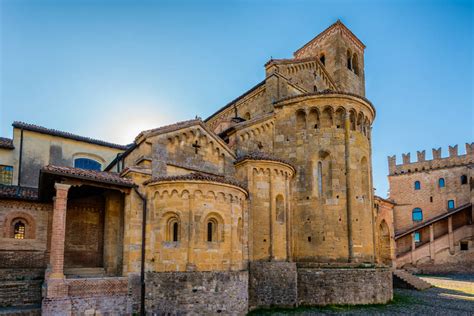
left=250, top=274, right=474, bottom=315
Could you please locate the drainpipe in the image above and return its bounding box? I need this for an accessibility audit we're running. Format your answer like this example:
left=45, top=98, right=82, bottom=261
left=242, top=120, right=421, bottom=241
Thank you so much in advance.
left=134, top=187, right=147, bottom=316
left=17, top=128, right=24, bottom=187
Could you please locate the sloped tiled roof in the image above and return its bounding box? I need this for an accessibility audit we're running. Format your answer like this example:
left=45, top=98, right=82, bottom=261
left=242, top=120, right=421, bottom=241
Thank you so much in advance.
left=41, top=165, right=135, bottom=187
left=235, top=152, right=295, bottom=170
left=135, top=119, right=201, bottom=142
left=13, top=121, right=129, bottom=150
left=0, top=137, right=14, bottom=149
left=144, top=172, right=247, bottom=192
left=0, top=185, right=38, bottom=200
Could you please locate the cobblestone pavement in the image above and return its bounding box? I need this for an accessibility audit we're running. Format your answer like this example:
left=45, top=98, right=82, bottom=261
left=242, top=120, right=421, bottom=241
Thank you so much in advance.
left=250, top=274, right=474, bottom=315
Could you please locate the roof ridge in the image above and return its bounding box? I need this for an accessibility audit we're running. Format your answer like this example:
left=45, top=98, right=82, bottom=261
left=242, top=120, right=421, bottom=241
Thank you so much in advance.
left=12, top=121, right=129, bottom=150
left=293, top=20, right=365, bottom=58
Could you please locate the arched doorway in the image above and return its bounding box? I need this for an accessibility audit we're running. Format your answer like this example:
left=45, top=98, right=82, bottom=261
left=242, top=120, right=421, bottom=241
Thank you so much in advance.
left=378, top=220, right=392, bottom=265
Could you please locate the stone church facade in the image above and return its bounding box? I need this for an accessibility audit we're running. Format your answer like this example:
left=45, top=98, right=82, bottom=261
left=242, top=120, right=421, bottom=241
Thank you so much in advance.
left=0, top=21, right=393, bottom=315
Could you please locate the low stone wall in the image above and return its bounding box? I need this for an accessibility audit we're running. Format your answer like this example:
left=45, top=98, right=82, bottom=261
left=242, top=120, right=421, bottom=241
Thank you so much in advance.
left=297, top=265, right=393, bottom=306
left=42, top=277, right=137, bottom=315
left=145, top=270, right=248, bottom=315
left=0, top=268, right=44, bottom=308
left=248, top=261, right=297, bottom=310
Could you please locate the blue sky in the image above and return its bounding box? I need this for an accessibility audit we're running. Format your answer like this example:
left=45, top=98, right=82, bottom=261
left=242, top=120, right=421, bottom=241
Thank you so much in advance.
left=1, top=0, right=472, bottom=196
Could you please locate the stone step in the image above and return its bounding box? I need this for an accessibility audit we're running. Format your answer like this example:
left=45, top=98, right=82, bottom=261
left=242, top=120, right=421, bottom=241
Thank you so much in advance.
left=64, top=267, right=105, bottom=278
left=393, top=269, right=432, bottom=290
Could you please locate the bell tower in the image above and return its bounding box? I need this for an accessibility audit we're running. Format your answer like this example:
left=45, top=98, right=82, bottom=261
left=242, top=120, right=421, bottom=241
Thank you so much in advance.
left=293, top=20, right=366, bottom=96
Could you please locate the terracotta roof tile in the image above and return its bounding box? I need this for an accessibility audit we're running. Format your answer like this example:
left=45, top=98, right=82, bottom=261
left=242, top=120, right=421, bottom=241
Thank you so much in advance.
left=235, top=152, right=295, bottom=170
left=135, top=119, right=201, bottom=142
left=144, top=172, right=247, bottom=192
left=41, top=165, right=135, bottom=187
left=0, top=137, right=14, bottom=149
left=13, top=121, right=130, bottom=150
left=0, top=185, right=38, bottom=200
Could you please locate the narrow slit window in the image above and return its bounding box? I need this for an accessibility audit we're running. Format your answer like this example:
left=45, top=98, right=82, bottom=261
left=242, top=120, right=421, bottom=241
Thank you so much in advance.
left=461, top=175, right=468, bottom=185
left=207, top=222, right=213, bottom=242
left=172, top=222, right=179, bottom=242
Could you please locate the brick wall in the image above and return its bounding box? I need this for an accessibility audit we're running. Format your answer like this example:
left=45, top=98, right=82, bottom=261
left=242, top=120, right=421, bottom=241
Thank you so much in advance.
left=0, top=268, right=44, bottom=308
left=145, top=271, right=249, bottom=315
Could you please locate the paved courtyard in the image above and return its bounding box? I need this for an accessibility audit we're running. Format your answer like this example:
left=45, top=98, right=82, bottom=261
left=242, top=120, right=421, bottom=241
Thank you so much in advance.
left=250, top=274, right=474, bottom=315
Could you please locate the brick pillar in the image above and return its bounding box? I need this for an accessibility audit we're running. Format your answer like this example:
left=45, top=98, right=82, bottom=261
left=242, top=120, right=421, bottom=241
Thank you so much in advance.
left=49, top=183, right=71, bottom=279
left=429, top=224, right=435, bottom=260
left=44, top=183, right=71, bottom=301
left=410, top=233, right=416, bottom=263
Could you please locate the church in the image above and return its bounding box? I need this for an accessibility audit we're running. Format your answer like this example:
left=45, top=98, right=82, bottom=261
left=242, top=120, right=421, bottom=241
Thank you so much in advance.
left=0, top=21, right=393, bottom=315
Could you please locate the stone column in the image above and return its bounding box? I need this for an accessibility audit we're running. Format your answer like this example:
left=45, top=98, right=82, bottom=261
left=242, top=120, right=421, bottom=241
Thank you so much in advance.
left=448, top=216, right=454, bottom=254
left=344, top=113, right=354, bottom=262
left=49, top=183, right=71, bottom=279
left=429, top=224, right=435, bottom=260
left=186, top=195, right=195, bottom=271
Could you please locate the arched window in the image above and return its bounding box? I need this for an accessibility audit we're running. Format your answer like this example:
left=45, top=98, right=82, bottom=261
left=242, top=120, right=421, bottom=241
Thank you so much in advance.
left=352, top=53, right=359, bottom=75
left=346, top=50, right=352, bottom=70
left=461, top=175, right=468, bottom=185
left=207, top=220, right=215, bottom=242
left=165, top=215, right=180, bottom=242
left=74, top=158, right=101, bottom=171
left=14, top=221, right=25, bottom=239
left=447, top=200, right=455, bottom=209
left=205, top=217, right=222, bottom=242
left=438, top=178, right=445, bottom=188
left=414, top=181, right=421, bottom=190
left=319, top=53, right=325, bottom=65
left=412, top=208, right=423, bottom=222
left=313, top=85, right=318, bottom=92
left=276, top=195, right=285, bottom=223
left=172, top=222, right=179, bottom=242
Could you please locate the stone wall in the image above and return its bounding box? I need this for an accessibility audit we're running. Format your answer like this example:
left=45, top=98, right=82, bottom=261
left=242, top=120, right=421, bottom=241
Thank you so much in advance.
left=145, top=271, right=248, bottom=315
left=0, top=268, right=43, bottom=308
left=248, top=262, right=297, bottom=310
left=42, top=277, right=136, bottom=315
left=297, top=266, right=392, bottom=306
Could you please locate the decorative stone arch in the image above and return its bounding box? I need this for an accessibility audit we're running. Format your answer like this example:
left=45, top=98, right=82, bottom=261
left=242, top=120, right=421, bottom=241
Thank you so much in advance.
left=3, top=211, right=36, bottom=239
left=295, top=109, right=307, bottom=130
left=357, top=112, right=365, bottom=133
left=349, top=109, right=357, bottom=131
left=378, top=220, right=392, bottom=265
left=321, top=106, right=333, bottom=128
left=334, top=107, right=346, bottom=129
left=308, top=107, right=320, bottom=129
left=203, top=212, right=225, bottom=242
left=352, top=53, right=360, bottom=75
left=162, top=211, right=182, bottom=242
